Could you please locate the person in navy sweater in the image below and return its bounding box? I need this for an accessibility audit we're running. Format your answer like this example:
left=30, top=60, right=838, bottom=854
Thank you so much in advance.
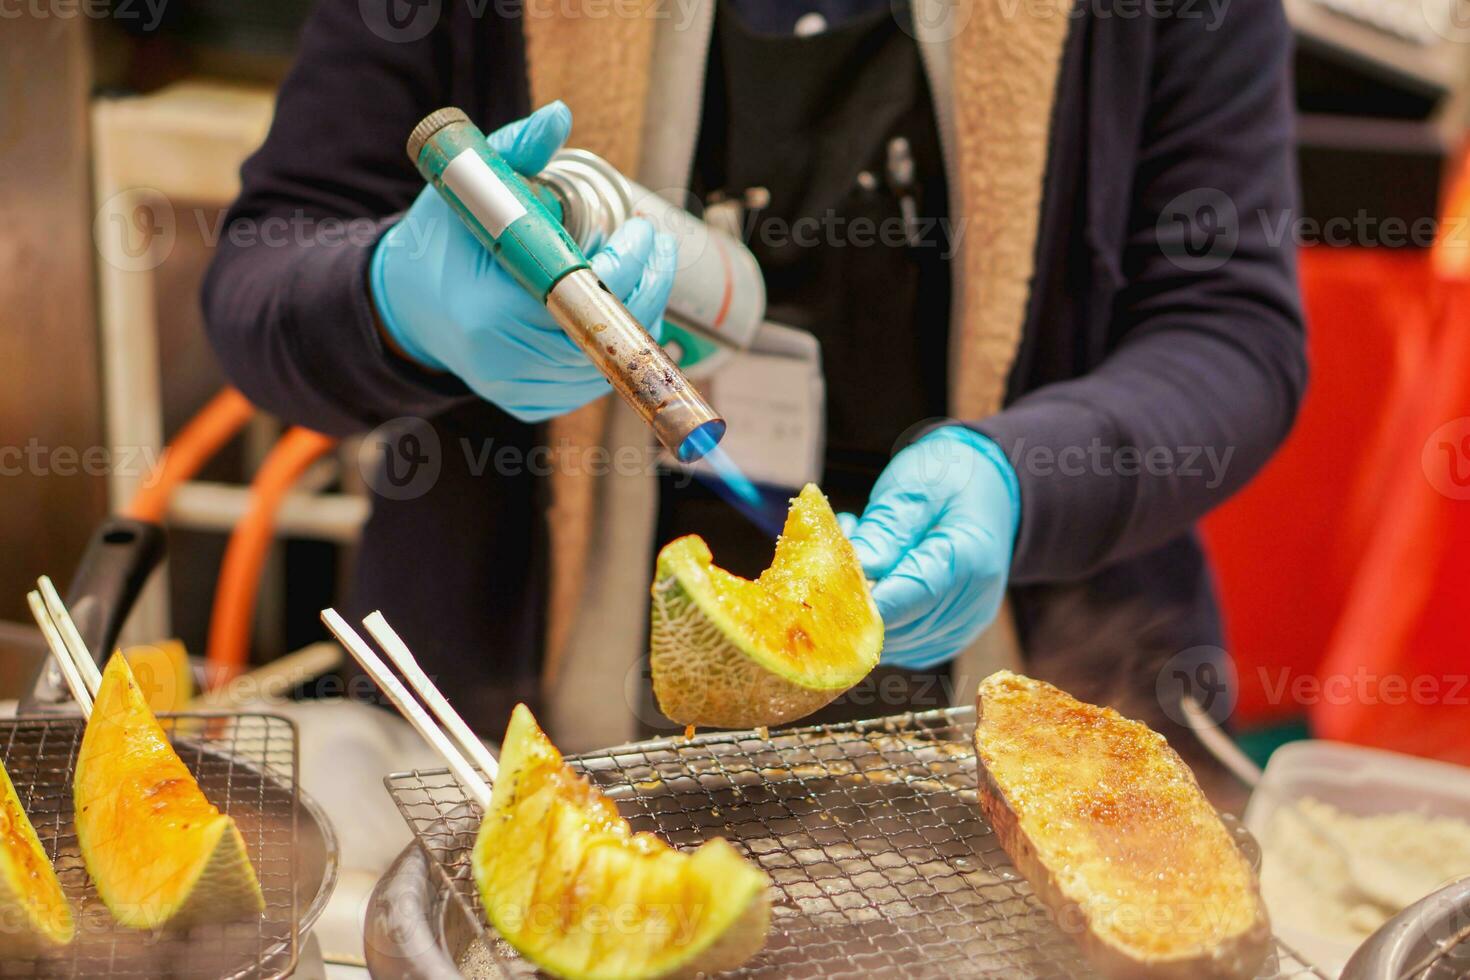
left=205, top=0, right=1305, bottom=760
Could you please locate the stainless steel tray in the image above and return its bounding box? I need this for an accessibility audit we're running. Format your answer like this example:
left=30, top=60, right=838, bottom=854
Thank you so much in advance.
left=0, top=712, right=307, bottom=980
left=385, top=706, right=1326, bottom=978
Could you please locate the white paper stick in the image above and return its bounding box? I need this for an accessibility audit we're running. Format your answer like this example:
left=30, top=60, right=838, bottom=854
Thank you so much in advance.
left=364, top=610, right=499, bottom=783
left=28, top=591, right=93, bottom=718
left=320, top=608, right=492, bottom=808
left=37, top=575, right=103, bottom=697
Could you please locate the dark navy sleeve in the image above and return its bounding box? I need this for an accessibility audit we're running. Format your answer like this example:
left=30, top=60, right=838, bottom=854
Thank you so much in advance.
left=975, top=0, right=1308, bottom=583
left=202, top=0, right=480, bottom=436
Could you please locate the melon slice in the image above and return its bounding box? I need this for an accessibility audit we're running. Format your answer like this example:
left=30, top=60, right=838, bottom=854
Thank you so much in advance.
left=74, top=656, right=265, bottom=931
left=0, top=761, right=73, bottom=955
left=122, top=639, right=195, bottom=713
left=976, top=671, right=1270, bottom=978
left=650, top=483, right=882, bottom=728
left=473, top=704, right=770, bottom=980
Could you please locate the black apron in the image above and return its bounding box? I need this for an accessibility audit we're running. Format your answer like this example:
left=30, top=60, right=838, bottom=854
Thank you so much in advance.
left=647, top=2, right=955, bottom=729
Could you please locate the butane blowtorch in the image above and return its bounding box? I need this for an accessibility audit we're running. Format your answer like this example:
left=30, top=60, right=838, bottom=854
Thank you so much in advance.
left=405, top=108, right=726, bottom=462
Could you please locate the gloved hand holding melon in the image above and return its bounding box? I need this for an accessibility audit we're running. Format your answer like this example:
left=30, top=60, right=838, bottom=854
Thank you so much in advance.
left=474, top=704, right=771, bottom=979
left=649, top=484, right=883, bottom=729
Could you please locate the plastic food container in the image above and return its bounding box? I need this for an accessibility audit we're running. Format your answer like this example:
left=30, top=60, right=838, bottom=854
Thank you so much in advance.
left=1243, top=740, right=1470, bottom=977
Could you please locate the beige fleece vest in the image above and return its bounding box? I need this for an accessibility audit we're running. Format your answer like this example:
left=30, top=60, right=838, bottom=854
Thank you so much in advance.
left=524, top=0, right=1074, bottom=745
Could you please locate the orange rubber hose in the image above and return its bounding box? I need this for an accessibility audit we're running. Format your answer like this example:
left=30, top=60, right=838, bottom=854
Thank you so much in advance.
left=125, top=388, right=256, bottom=522
left=1434, top=145, right=1470, bottom=282
left=206, top=427, right=337, bottom=688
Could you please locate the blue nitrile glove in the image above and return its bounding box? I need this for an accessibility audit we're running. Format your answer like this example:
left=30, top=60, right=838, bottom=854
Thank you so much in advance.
left=837, top=426, right=1021, bottom=670
left=370, top=101, right=678, bottom=422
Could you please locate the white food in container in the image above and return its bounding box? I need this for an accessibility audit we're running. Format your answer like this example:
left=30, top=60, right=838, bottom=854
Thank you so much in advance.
left=1244, top=740, right=1470, bottom=977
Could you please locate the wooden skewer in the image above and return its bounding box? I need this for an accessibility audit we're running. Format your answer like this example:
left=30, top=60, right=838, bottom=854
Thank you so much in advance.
left=364, top=610, right=499, bottom=783
left=320, top=608, right=492, bottom=808
left=27, top=590, right=93, bottom=718
left=37, top=575, right=103, bottom=697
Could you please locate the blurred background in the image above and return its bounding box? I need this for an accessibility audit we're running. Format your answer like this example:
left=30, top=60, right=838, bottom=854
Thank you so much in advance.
left=3, top=2, right=1470, bottom=975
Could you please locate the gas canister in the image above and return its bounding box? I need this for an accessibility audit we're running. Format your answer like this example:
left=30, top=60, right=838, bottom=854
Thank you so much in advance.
left=534, top=149, right=766, bottom=370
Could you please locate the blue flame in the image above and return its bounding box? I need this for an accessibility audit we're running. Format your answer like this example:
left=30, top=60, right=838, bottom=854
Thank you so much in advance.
left=676, top=419, right=726, bottom=464
left=678, top=424, right=785, bottom=538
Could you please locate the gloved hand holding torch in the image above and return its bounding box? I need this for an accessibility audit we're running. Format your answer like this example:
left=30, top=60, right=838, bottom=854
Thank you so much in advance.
left=370, top=102, right=679, bottom=423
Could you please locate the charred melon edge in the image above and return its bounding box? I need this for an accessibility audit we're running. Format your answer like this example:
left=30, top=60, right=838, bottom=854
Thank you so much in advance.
left=974, top=676, right=1272, bottom=980
left=0, top=763, right=74, bottom=953
left=652, top=533, right=881, bottom=693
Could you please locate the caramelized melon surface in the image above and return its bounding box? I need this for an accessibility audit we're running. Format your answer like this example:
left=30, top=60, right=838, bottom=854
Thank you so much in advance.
left=0, top=762, right=73, bottom=954
left=650, top=484, right=882, bottom=727
left=976, top=671, right=1269, bottom=973
left=74, top=656, right=263, bottom=930
left=473, top=705, right=769, bottom=980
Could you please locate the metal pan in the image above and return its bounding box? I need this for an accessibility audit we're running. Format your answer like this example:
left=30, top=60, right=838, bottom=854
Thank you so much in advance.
left=4, top=514, right=338, bottom=979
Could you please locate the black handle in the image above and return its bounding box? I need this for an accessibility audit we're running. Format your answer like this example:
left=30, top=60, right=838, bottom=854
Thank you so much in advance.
left=21, top=516, right=166, bottom=711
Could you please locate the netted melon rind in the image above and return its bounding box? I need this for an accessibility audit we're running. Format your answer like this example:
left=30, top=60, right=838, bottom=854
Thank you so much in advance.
left=650, top=572, right=851, bottom=728
left=148, top=819, right=265, bottom=931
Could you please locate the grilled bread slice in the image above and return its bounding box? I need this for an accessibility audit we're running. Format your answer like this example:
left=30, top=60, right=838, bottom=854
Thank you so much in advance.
left=975, top=671, right=1270, bottom=979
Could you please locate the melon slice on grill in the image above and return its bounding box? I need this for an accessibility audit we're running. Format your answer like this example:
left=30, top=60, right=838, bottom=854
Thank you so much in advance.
left=473, top=704, right=770, bottom=980
left=975, top=671, right=1271, bottom=978
left=650, top=483, right=882, bottom=728
left=74, top=655, right=265, bottom=930
left=0, top=761, right=73, bottom=955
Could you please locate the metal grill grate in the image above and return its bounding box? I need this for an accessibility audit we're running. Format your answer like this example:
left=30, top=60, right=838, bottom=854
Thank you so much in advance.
left=386, top=706, right=1327, bottom=979
left=0, top=713, right=300, bottom=980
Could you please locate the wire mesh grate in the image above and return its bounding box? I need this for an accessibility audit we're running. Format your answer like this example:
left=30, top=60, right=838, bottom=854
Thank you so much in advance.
left=0, top=713, right=300, bottom=980
left=386, top=706, right=1328, bottom=979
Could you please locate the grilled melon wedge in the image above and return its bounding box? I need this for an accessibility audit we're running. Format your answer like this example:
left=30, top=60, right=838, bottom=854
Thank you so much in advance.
left=473, top=705, right=770, bottom=980
left=650, top=483, right=882, bottom=728
left=74, top=656, right=265, bottom=931
left=975, top=671, right=1270, bottom=979
left=0, top=761, right=73, bottom=955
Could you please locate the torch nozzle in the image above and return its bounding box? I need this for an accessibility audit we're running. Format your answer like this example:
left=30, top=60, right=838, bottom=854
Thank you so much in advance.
left=545, top=269, right=724, bottom=460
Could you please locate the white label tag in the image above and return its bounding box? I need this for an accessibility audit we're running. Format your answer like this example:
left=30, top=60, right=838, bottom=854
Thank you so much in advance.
left=441, top=150, right=527, bottom=238
left=678, top=322, right=824, bottom=490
